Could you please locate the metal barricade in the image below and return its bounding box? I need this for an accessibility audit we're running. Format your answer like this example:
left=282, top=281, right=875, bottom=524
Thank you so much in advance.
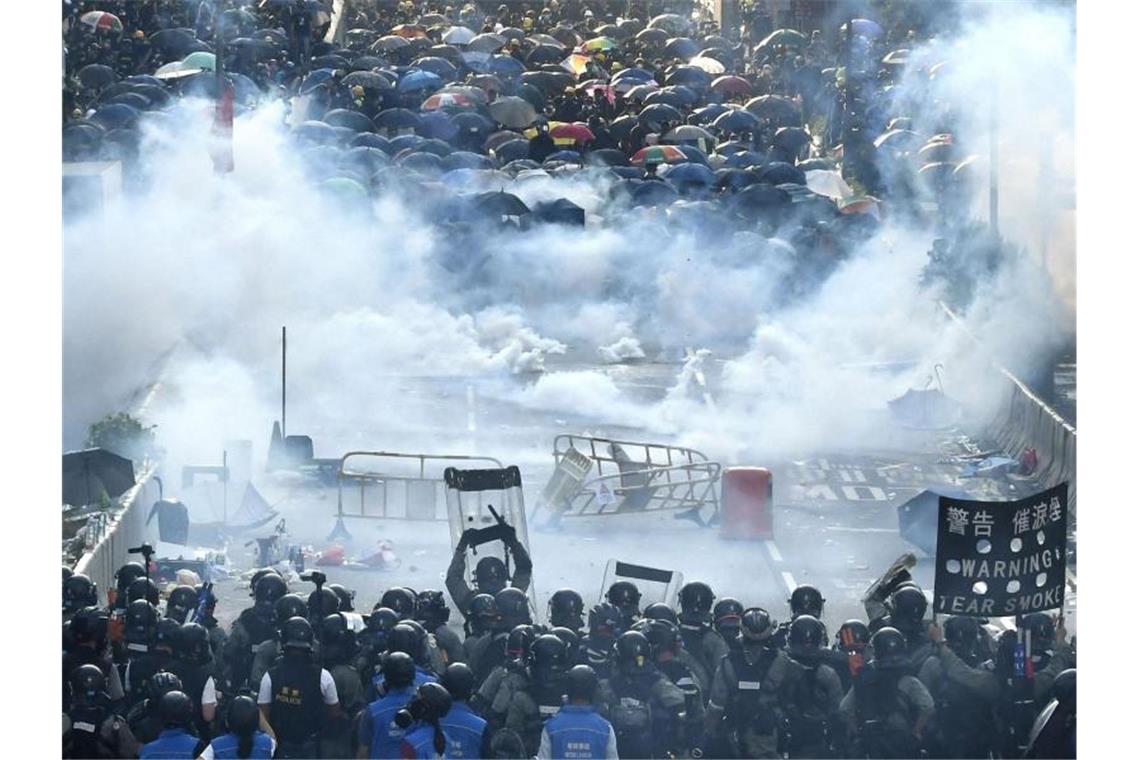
left=545, top=435, right=722, bottom=517
left=335, top=451, right=504, bottom=522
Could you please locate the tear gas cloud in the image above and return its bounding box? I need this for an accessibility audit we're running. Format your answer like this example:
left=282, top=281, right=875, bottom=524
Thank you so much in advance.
left=63, top=3, right=1075, bottom=489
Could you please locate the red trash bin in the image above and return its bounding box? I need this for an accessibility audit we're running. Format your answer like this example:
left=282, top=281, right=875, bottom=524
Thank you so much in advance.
left=720, top=467, right=773, bottom=541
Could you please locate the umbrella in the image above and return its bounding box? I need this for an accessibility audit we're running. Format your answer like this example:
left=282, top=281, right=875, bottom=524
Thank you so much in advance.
left=577, top=37, right=618, bottom=54
left=544, top=149, right=583, bottom=164
left=632, top=145, right=687, bottom=166
left=521, top=70, right=571, bottom=93
left=919, top=138, right=958, bottom=163
left=526, top=45, right=566, bottom=67
left=632, top=180, right=679, bottom=207
left=460, top=51, right=492, bottom=72
left=324, top=109, right=374, bottom=132
left=375, top=108, right=422, bottom=131
left=665, top=66, right=711, bottom=89
left=125, top=74, right=163, bottom=88
left=413, top=56, right=458, bottom=80
left=128, top=84, right=171, bottom=109
left=293, top=120, right=340, bottom=145
left=586, top=148, right=629, bottom=167
left=514, top=82, right=546, bottom=110
left=529, top=198, right=586, bottom=226
left=714, top=168, right=759, bottom=192
left=399, top=151, right=445, bottom=175
left=489, top=96, right=538, bottom=128
left=350, top=133, right=391, bottom=152
left=182, top=51, right=217, bottom=72
left=428, top=45, right=465, bottom=66
left=889, top=387, right=964, bottom=430
left=450, top=111, right=493, bottom=135
left=618, top=18, right=644, bottom=35
left=490, top=55, right=526, bottom=77
left=624, top=83, right=661, bottom=102
left=774, top=127, right=812, bottom=152
left=687, top=57, right=726, bottom=76
left=62, top=449, right=136, bottom=507
left=730, top=183, right=792, bottom=217
left=80, top=11, right=123, bottom=35
left=638, top=103, right=684, bottom=128
left=350, top=55, right=387, bottom=71
left=439, top=85, right=488, bottom=105
left=300, top=68, right=336, bottom=93
left=313, top=54, right=350, bottom=70
left=527, top=33, right=563, bottom=47
left=77, top=64, right=116, bottom=90
left=724, top=150, right=766, bottom=169
left=499, top=27, right=525, bottom=42
left=758, top=29, right=807, bottom=49
left=759, top=162, right=806, bottom=186
left=229, top=37, right=279, bottom=58
left=342, top=146, right=390, bottom=172
left=711, top=75, right=752, bottom=97
left=416, top=110, right=459, bottom=140
left=635, top=28, right=669, bottom=46
left=608, top=114, right=640, bottom=139
left=745, top=95, right=800, bottom=125
left=398, top=69, right=443, bottom=93
left=108, top=92, right=151, bottom=111
left=391, top=24, right=428, bottom=39
left=421, top=91, right=476, bottom=111
left=343, top=71, right=392, bottom=91
left=484, top=130, right=522, bottom=152
left=442, top=26, right=477, bottom=46
left=493, top=139, right=530, bottom=163
left=372, top=35, right=411, bottom=53
left=467, top=33, right=507, bottom=53
left=388, top=134, right=425, bottom=153
left=613, top=67, right=656, bottom=83
left=648, top=14, right=690, bottom=36
left=148, top=28, right=197, bottom=55
left=420, top=13, right=448, bottom=26
left=664, top=125, right=714, bottom=143
left=663, top=37, right=700, bottom=59
left=664, top=162, right=716, bottom=186
left=713, top=109, right=761, bottom=133
left=643, top=89, right=687, bottom=109
left=896, top=488, right=971, bottom=555
left=842, top=18, right=885, bottom=39
left=62, top=122, right=104, bottom=159
left=551, top=123, right=594, bottom=145
left=442, top=151, right=494, bottom=171
left=691, top=103, right=731, bottom=124
left=410, top=138, right=453, bottom=157
left=547, top=26, right=582, bottom=48
left=659, top=85, right=700, bottom=105
left=472, top=190, right=530, bottom=217
left=89, top=103, right=140, bottom=130
left=469, top=74, right=506, bottom=93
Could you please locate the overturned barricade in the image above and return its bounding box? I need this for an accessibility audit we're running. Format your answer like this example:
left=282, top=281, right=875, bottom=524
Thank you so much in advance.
left=537, top=435, right=722, bottom=524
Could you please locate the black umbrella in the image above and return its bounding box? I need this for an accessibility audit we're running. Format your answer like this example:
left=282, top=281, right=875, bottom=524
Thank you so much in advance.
left=148, top=28, right=198, bottom=56
left=759, top=161, right=806, bottom=186
left=513, top=82, right=546, bottom=111
left=108, top=92, right=152, bottom=111
left=774, top=127, right=812, bottom=152
left=77, top=64, right=116, bottom=90
left=313, top=54, right=350, bottom=70
left=399, top=151, right=445, bottom=175
left=343, top=71, right=392, bottom=92
left=62, top=122, right=105, bottom=160
left=729, top=183, right=791, bottom=217
left=128, top=84, right=172, bottom=108
left=228, top=37, right=278, bottom=58
left=472, top=190, right=530, bottom=217
left=643, top=89, right=688, bottom=109
left=97, top=81, right=136, bottom=102
left=501, top=158, right=541, bottom=175
left=350, top=132, right=392, bottom=152
left=636, top=28, right=668, bottom=46
left=442, top=151, right=494, bottom=170
left=62, top=448, right=136, bottom=507
left=665, top=66, right=711, bottom=89
left=492, top=138, right=529, bottom=163
left=412, top=137, right=454, bottom=156
left=375, top=107, right=422, bottom=131
left=520, top=70, right=570, bottom=93
left=525, top=45, right=565, bottom=67
left=713, top=109, right=761, bottom=133
left=427, top=45, right=464, bottom=67
left=714, top=168, right=759, bottom=192
left=529, top=198, right=585, bottom=226
left=323, top=108, right=374, bottom=132
left=663, top=37, right=700, bottom=59
left=608, top=114, right=640, bottom=139
left=639, top=103, right=684, bottom=128
left=293, top=120, right=340, bottom=145
left=692, top=103, right=731, bottom=124
left=89, top=103, right=140, bottom=130
left=450, top=111, right=493, bottom=135
left=413, top=56, right=458, bottom=80
left=745, top=95, right=801, bottom=126
left=350, top=55, right=387, bottom=71
left=632, top=180, right=679, bottom=207
left=342, top=146, right=390, bottom=173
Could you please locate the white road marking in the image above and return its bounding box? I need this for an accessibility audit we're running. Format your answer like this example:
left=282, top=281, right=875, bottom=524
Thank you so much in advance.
left=781, top=571, right=798, bottom=594
left=765, top=541, right=783, bottom=563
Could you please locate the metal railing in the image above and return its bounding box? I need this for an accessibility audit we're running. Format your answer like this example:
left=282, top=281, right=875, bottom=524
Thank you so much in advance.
left=335, top=451, right=504, bottom=522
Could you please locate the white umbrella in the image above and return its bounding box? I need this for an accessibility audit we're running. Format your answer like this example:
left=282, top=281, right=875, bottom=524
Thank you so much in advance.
left=442, top=26, right=476, bottom=46
left=687, top=56, right=725, bottom=75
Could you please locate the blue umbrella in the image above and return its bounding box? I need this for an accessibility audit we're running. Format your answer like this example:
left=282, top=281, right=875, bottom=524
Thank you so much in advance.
left=692, top=103, right=731, bottom=124
left=713, top=109, right=761, bottom=133
left=612, top=67, right=654, bottom=83
left=632, top=180, right=679, bottom=207
left=461, top=51, right=491, bottom=72
left=442, top=151, right=494, bottom=170
left=388, top=134, right=425, bottom=153
left=418, top=110, right=459, bottom=141
left=412, top=56, right=459, bottom=81
left=398, top=69, right=443, bottom=93
left=89, top=103, right=141, bottom=130
left=489, top=54, right=525, bottom=77
left=300, top=67, right=337, bottom=93
left=664, top=162, right=715, bottom=186
left=545, top=149, right=582, bottom=163
left=724, top=150, right=766, bottom=168
left=759, top=161, right=806, bottom=186
left=675, top=145, right=708, bottom=164
left=350, top=133, right=392, bottom=152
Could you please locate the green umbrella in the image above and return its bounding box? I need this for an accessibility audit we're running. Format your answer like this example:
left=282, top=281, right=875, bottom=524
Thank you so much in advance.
left=182, top=51, right=217, bottom=72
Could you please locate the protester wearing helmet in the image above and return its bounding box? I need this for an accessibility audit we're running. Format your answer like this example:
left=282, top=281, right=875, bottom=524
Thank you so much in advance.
left=257, top=617, right=341, bottom=758
left=596, top=630, right=688, bottom=758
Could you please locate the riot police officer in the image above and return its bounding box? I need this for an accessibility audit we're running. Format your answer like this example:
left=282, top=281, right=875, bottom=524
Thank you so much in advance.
left=463, top=593, right=498, bottom=645
left=472, top=587, right=532, bottom=683
left=357, top=606, right=399, bottom=688
left=63, top=606, right=125, bottom=710
left=537, top=664, right=618, bottom=759
left=706, top=607, right=794, bottom=758
left=139, top=690, right=205, bottom=759
left=832, top=619, right=872, bottom=691
left=885, top=586, right=934, bottom=666
left=475, top=624, right=536, bottom=733
left=439, top=662, right=489, bottom=759
left=358, top=651, right=418, bottom=758
left=551, top=626, right=588, bottom=667
left=328, top=583, right=356, bottom=612
left=257, top=617, right=341, bottom=758
left=370, top=623, right=439, bottom=698
left=446, top=524, right=533, bottom=618
left=640, top=618, right=705, bottom=750
left=774, top=584, right=827, bottom=648
left=643, top=602, right=678, bottom=624
left=416, top=588, right=465, bottom=665
left=63, top=573, right=99, bottom=621
left=165, top=585, right=199, bottom=624
left=677, top=581, right=728, bottom=686
left=171, top=622, right=219, bottom=736
left=380, top=587, right=418, bottom=621
left=920, top=616, right=1002, bottom=758
left=1020, top=612, right=1076, bottom=705
left=605, top=581, right=642, bottom=628
left=509, top=633, right=572, bottom=755
left=780, top=615, right=843, bottom=758
left=1025, top=668, right=1075, bottom=759
left=250, top=592, right=309, bottom=691
left=128, top=576, right=162, bottom=606
left=597, top=630, right=688, bottom=758
left=713, top=597, right=744, bottom=649
left=585, top=602, right=625, bottom=679
left=126, top=613, right=180, bottom=704
left=64, top=664, right=140, bottom=759
left=126, top=671, right=183, bottom=745
left=397, top=681, right=454, bottom=758
left=226, top=573, right=287, bottom=691
left=548, top=588, right=586, bottom=632
left=321, top=612, right=366, bottom=758
left=838, top=626, right=936, bottom=759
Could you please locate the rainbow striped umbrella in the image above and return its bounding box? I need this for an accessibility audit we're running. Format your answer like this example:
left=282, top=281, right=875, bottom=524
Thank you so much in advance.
left=576, top=36, right=618, bottom=54
left=631, top=145, right=687, bottom=166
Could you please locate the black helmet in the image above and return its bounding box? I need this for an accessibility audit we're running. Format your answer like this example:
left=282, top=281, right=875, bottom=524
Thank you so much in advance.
left=396, top=681, right=453, bottom=729
left=275, top=594, right=309, bottom=627
left=441, top=662, right=476, bottom=702
left=381, top=587, right=418, bottom=619
left=307, top=587, right=340, bottom=620
left=69, top=606, right=109, bottom=646
left=416, top=589, right=450, bottom=628
left=254, top=573, right=288, bottom=609
left=328, top=583, right=356, bottom=612
left=788, top=615, right=826, bottom=655
left=531, top=633, right=569, bottom=675
left=159, top=690, right=194, bottom=728
left=116, top=562, right=147, bottom=595
left=389, top=623, right=427, bottom=661
left=127, top=577, right=161, bottom=606
left=679, top=581, right=715, bottom=616
left=836, top=619, right=871, bottom=652
left=741, top=607, right=774, bottom=642
left=63, top=573, right=98, bottom=614
left=870, top=626, right=908, bottom=669
left=588, top=602, right=625, bottom=641
left=643, top=602, right=678, bottom=624
left=566, top=664, right=598, bottom=701
left=321, top=612, right=350, bottom=643
left=165, top=585, right=198, bottom=624
left=147, top=671, right=183, bottom=704
left=789, top=584, right=825, bottom=618
left=1053, top=668, right=1076, bottom=711
left=281, top=616, right=315, bottom=652
left=888, top=586, right=927, bottom=626
left=368, top=606, right=400, bottom=633
left=227, top=695, right=260, bottom=735
left=1018, top=612, right=1055, bottom=645
left=175, top=622, right=211, bottom=664
left=248, top=568, right=281, bottom=596
left=614, top=630, right=652, bottom=673
left=943, top=616, right=981, bottom=656
left=71, top=663, right=107, bottom=704
left=495, top=587, right=531, bottom=624
left=641, top=618, right=682, bottom=657
left=548, top=588, right=585, bottom=629
left=506, top=624, right=536, bottom=663
left=475, top=556, right=509, bottom=594
left=125, top=599, right=159, bottom=647
left=551, top=626, right=581, bottom=654
left=713, top=598, right=744, bottom=632
left=382, top=651, right=417, bottom=689
left=154, top=618, right=181, bottom=651
left=606, top=581, right=641, bottom=616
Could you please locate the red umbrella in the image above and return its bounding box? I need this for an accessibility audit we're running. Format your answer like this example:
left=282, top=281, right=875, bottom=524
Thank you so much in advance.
left=420, top=92, right=476, bottom=111
left=711, top=75, right=752, bottom=98
left=550, top=122, right=595, bottom=144
left=80, top=11, right=124, bottom=34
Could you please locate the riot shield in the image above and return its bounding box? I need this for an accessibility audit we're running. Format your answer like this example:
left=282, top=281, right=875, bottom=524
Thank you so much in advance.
left=445, top=466, right=538, bottom=610
left=597, top=559, right=684, bottom=608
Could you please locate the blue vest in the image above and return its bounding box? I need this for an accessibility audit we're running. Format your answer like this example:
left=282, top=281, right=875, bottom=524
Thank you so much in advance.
left=402, top=723, right=448, bottom=759
left=440, top=701, right=487, bottom=759
left=140, top=728, right=201, bottom=759
left=366, top=686, right=415, bottom=759
left=545, top=704, right=614, bottom=759
left=207, top=730, right=275, bottom=759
